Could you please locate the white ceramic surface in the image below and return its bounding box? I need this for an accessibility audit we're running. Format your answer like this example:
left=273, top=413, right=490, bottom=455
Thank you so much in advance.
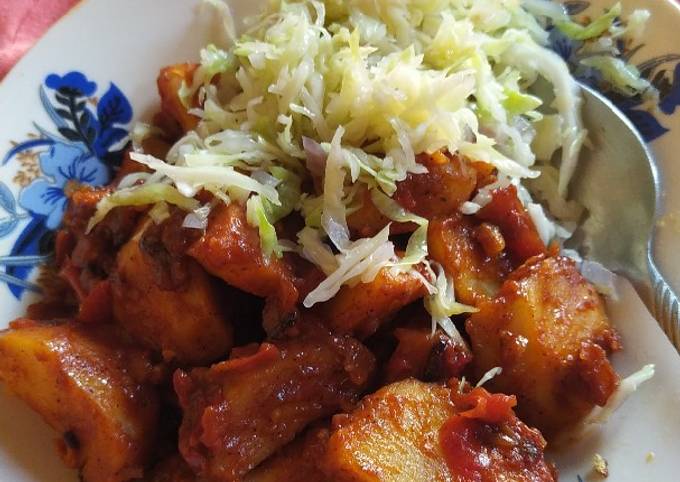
left=0, top=1, right=679, bottom=481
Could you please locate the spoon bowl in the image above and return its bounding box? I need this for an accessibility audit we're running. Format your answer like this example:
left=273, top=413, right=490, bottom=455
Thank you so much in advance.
left=569, top=83, right=680, bottom=348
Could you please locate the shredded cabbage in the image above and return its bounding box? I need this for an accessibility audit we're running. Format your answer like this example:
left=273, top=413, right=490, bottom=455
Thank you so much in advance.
left=580, top=56, right=652, bottom=97
left=98, top=0, right=653, bottom=312
left=246, top=195, right=282, bottom=257
left=369, top=188, right=429, bottom=267
left=303, top=224, right=395, bottom=307
left=87, top=183, right=199, bottom=233
left=581, top=364, right=655, bottom=427
left=476, top=367, right=503, bottom=388
left=556, top=3, right=622, bottom=41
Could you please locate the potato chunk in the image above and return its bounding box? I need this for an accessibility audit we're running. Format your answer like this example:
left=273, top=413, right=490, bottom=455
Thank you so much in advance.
left=428, top=214, right=512, bottom=306
left=323, top=379, right=456, bottom=481
left=324, top=379, right=556, bottom=482
left=245, top=425, right=331, bottom=482
left=174, top=321, right=375, bottom=481
left=111, top=219, right=233, bottom=365
left=312, top=267, right=426, bottom=339
left=157, top=64, right=200, bottom=133
left=0, top=321, right=159, bottom=482
left=188, top=203, right=299, bottom=328
left=347, top=187, right=416, bottom=238
left=465, top=256, right=621, bottom=436
left=393, top=151, right=477, bottom=219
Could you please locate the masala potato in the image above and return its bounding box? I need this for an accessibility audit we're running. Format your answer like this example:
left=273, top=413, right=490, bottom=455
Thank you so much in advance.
left=324, top=379, right=556, bottom=482
left=323, top=379, right=456, bottom=481
left=0, top=320, right=159, bottom=482
left=465, top=255, right=621, bottom=436
left=157, top=64, right=200, bottom=133
left=188, top=203, right=299, bottom=329
left=111, top=219, right=233, bottom=365
left=393, top=151, right=477, bottom=219
left=312, top=267, right=427, bottom=340
left=428, top=213, right=513, bottom=306
left=174, top=320, right=375, bottom=481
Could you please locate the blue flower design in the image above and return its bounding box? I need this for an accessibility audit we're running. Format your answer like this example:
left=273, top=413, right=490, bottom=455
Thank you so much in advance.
left=548, top=27, right=581, bottom=64
left=19, top=144, right=109, bottom=229
left=45, top=72, right=97, bottom=96
left=660, top=62, right=680, bottom=116
left=1, top=70, right=133, bottom=299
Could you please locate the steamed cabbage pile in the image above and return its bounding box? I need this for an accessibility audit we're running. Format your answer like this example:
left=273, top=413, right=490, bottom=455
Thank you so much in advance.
left=99, top=0, right=651, bottom=336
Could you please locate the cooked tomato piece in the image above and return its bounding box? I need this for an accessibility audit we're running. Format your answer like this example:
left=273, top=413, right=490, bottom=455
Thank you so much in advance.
left=475, top=185, right=546, bottom=264
left=439, top=385, right=556, bottom=482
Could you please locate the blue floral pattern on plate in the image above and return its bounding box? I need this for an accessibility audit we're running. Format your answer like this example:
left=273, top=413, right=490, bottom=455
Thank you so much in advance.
left=0, top=71, right=132, bottom=299
left=549, top=1, right=680, bottom=142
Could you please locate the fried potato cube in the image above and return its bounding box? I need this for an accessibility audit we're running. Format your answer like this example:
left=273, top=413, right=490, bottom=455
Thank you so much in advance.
left=312, top=267, right=427, bottom=339
left=0, top=321, right=159, bottom=482
left=111, top=220, right=233, bottom=365
left=174, top=321, right=375, bottom=481
left=245, top=425, right=332, bottom=482
left=465, top=256, right=621, bottom=436
left=323, top=379, right=457, bottom=481
left=324, top=379, right=556, bottom=482
left=428, top=214, right=512, bottom=306
left=188, top=203, right=299, bottom=328
left=393, top=151, right=477, bottom=219
left=157, top=64, right=200, bottom=133
left=347, top=187, right=416, bottom=238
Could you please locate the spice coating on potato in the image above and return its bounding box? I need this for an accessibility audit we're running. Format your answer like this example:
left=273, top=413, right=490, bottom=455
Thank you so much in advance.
left=174, top=321, right=375, bottom=481
left=312, top=267, right=427, bottom=340
left=111, top=220, right=233, bottom=365
left=465, top=256, right=621, bottom=436
left=394, top=151, right=478, bottom=219
left=157, top=64, right=200, bottom=133
left=188, top=203, right=299, bottom=327
left=324, top=379, right=457, bottom=482
left=428, top=214, right=512, bottom=306
left=145, top=455, right=202, bottom=482
left=0, top=321, right=159, bottom=482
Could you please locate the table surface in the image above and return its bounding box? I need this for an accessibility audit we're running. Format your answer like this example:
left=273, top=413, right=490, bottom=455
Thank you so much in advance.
left=0, top=0, right=79, bottom=80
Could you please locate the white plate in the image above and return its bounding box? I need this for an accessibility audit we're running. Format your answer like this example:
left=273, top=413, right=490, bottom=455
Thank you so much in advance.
left=0, top=1, right=679, bottom=481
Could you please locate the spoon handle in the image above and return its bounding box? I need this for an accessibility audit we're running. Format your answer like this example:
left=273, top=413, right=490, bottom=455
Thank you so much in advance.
left=649, top=257, right=680, bottom=350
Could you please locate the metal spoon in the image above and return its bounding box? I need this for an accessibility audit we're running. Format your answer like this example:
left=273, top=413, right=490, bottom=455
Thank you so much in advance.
left=568, top=83, right=680, bottom=349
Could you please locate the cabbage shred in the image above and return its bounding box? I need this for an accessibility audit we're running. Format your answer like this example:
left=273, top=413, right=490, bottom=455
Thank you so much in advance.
left=91, top=0, right=651, bottom=333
